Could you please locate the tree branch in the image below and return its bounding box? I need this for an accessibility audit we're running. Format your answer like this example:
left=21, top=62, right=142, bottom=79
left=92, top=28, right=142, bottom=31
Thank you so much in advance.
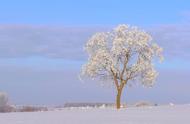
left=110, top=68, right=119, bottom=90
left=120, top=53, right=130, bottom=81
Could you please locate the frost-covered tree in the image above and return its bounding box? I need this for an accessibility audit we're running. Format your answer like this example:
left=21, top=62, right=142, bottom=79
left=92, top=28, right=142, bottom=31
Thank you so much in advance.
left=0, top=92, right=15, bottom=112
left=81, top=24, right=163, bottom=109
left=0, top=92, right=8, bottom=108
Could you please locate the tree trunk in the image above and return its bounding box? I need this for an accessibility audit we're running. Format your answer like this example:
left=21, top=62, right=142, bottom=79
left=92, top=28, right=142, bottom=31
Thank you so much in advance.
left=116, top=89, right=122, bottom=109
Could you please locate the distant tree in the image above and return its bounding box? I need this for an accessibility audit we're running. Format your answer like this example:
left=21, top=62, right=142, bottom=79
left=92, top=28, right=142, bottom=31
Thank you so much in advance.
left=81, top=24, right=163, bottom=109
left=0, top=92, right=9, bottom=112
left=0, top=92, right=8, bottom=107
left=0, top=92, right=15, bottom=112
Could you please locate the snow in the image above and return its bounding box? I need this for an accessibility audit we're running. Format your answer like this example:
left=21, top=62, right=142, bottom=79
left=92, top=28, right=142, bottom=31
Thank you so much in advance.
left=0, top=104, right=190, bottom=124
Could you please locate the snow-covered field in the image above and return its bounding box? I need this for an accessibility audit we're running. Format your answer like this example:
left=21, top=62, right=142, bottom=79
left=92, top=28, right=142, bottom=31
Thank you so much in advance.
left=0, top=104, right=190, bottom=124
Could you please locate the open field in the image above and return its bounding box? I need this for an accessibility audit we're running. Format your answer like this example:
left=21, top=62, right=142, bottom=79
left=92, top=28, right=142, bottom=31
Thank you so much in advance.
left=0, top=104, right=190, bottom=124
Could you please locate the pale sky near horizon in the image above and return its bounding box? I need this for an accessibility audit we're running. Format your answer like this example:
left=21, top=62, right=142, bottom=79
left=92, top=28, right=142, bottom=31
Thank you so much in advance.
left=0, top=0, right=190, bottom=105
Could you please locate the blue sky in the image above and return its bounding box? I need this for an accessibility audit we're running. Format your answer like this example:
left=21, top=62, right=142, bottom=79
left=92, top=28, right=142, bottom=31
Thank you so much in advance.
left=0, top=0, right=190, bottom=25
left=0, top=0, right=190, bottom=105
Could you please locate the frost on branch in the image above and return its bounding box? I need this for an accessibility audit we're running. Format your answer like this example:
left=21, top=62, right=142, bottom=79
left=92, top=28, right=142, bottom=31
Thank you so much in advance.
left=81, top=24, right=163, bottom=87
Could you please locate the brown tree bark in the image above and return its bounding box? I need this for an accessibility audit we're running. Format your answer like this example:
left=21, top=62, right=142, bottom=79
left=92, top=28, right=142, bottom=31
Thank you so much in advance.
left=116, top=82, right=125, bottom=109
left=116, top=89, right=122, bottom=109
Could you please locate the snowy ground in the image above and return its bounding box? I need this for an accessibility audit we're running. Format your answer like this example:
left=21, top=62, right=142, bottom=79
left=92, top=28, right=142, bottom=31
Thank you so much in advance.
left=0, top=104, right=190, bottom=124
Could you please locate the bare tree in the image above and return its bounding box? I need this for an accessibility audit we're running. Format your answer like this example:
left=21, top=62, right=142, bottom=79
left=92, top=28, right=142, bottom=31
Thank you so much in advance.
left=81, top=24, right=163, bottom=109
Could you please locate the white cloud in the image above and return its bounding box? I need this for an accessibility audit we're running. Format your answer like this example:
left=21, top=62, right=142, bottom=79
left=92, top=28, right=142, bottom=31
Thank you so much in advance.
left=149, top=24, right=190, bottom=60
left=0, top=24, right=190, bottom=61
left=0, top=25, right=108, bottom=60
